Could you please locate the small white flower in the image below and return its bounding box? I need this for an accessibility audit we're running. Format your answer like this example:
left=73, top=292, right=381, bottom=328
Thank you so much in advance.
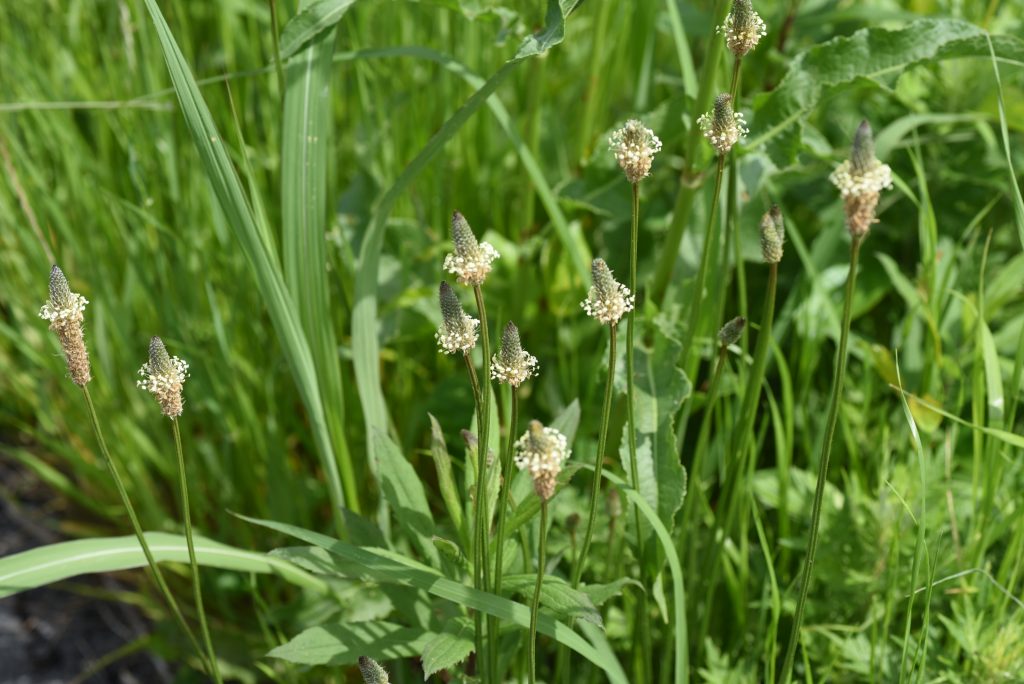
left=698, top=94, right=747, bottom=156
left=436, top=282, right=479, bottom=355
left=491, top=321, right=539, bottom=387
left=444, top=211, right=500, bottom=286
left=582, top=258, right=635, bottom=326
left=514, top=421, right=571, bottom=500
left=137, top=336, right=189, bottom=418
left=39, top=292, right=88, bottom=329
left=609, top=119, right=662, bottom=184
left=717, top=0, right=767, bottom=57
left=829, top=158, right=893, bottom=198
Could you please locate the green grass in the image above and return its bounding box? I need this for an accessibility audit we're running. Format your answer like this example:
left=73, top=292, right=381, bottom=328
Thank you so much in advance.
left=2, top=0, right=1024, bottom=681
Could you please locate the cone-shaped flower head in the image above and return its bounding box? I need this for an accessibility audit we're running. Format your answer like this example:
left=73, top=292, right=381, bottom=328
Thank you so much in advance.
left=829, top=120, right=892, bottom=237
left=436, top=282, right=479, bottom=355
left=137, top=336, right=189, bottom=418
left=514, top=420, right=571, bottom=501
left=609, top=119, right=662, bottom=184
left=39, top=265, right=91, bottom=385
left=698, top=94, right=748, bottom=156
left=759, top=204, right=785, bottom=264
left=443, top=211, right=500, bottom=286
left=718, top=0, right=767, bottom=57
left=358, top=656, right=390, bottom=684
left=718, top=316, right=747, bottom=347
left=581, top=258, right=634, bottom=326
left=491, top=321, right=539, bottom=387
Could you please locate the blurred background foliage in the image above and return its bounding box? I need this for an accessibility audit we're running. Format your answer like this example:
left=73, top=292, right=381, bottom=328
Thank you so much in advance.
left=2, top=0, right=1023, bottom=680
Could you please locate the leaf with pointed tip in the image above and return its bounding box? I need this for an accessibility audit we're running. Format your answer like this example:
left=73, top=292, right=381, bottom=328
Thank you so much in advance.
left=421, top=617, right=474, bottom=678
left=267, top=620, right=430, bottom=666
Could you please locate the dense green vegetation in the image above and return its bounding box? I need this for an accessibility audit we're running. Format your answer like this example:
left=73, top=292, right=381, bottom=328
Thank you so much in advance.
left=2, top=0, right=1023, bottom=681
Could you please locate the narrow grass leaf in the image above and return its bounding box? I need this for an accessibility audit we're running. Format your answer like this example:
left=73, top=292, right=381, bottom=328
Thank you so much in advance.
left=279, top=0, right=358, bottom=59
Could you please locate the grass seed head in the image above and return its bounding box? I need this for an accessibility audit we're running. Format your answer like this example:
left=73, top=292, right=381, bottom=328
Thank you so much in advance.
left=39, top=265, right=92, bottom=386
left=491, top=321, right=539, bottom=387
left=443, top=211, right=499, bottom=286
left=760, top=204, right=785, bottom=263
left=718, top=316, right=747, bottom=347
left=719, top=0, right=768, bottom=57
left=515, top=420, right=571, bottom=501
left=609, top=119, right=662, bottom=184
left=137, top=336, right=189, bottom=418
left=436, top=282, right=479, bottom=355
left=357, top=656, right=390, bottom=684
left=698, top=94, right=748, bottom=156
left=582, top=258, right=634, bottom=326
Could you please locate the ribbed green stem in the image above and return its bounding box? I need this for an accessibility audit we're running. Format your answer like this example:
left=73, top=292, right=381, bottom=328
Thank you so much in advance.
left=626, top=181, right=652, bottom=679
left=490, top=388, right=518, bottom=679
left=779, top=236, right=862, bottom=684
left=80, top=387, right=209, bottom=675
left=472, top=284, right=493, bottom=681
left=529, top=500, right=549, bottom=684
left=462, top=352, right=485, bottom=675
left=172, top=419, right=223, bottom=684
left=681, top=155, right=727, bottom=368
left=572, top=324, right=618, bottom=588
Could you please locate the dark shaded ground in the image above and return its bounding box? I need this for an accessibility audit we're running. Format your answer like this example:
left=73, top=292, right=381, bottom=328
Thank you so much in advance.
left=0, top=454, right=172, bottom=683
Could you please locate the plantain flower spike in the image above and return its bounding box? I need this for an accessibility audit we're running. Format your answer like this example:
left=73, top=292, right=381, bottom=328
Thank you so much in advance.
left=609, top=119, right=663, bottom=184
left=137, top=336, right=189, bottom=419
left=581, top=258, right=634, bottom=326
left=491, top=321, right=539, bottom=387
left=514, top=420, right=571, bottom=501
left=719, top=0, right=768, bottom=58
left=39, top=265, right=92, bottom=386
left=357, top=656, right=390, bottom=684
left=436, top=282, right=479, bottom=355
left=443, top=211, right=500, bottom=286
left=760, top=204, right=785, bottom=264
left=718, top=316, right=747, bottom=347
left=698, top=93, right=748, bottom=156
left=829, top=120, right=893, bottom=238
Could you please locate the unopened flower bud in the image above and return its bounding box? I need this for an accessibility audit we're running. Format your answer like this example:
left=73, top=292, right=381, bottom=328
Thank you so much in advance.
left=698, top=94, right=748, bottom=156
left=358, top=656, right=390, bottom=684
left=759, top=204, right=785, bottom=264
left=718, top=0, right=767, bottom=57
left=581, top=258, right=634, bottom=326
left=436, top=282, right=479, bottom=355
left=718, top=316, right=746, bottom=347
left=609, top=119, right=662, bottom=184
left=491, top=321, right=539, bottom=387
left=137, top=336, right=189, bottom=418
left=443, top=211, right=500, bottom=286
left=39, top=265, right=92, bottom=386
left=515, top=420, right=571, bottom=501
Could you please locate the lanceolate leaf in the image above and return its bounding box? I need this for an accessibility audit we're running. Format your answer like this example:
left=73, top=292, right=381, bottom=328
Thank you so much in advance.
left=268, top=620, right=429, bottom=666
left=751, top=19, right=1024, bottom=166
left=501, top=574, right=602, bottom=626
left=420, top=617, right=474, bottom=678
left=375, top=431, right=440, bottom=568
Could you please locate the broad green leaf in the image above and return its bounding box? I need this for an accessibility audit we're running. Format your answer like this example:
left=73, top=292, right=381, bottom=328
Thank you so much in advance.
left=751, top=19, right=1024, bottom=166
left=141, top=0, right=349, bottom=529
left=580, top=577, right=644, bottom=607
left=282, top=0, right=359, bottom=510
left=279, top=0, right=358, bottom=59
left=501, top=574, right=602, bottom=626
left=375, top=431, right=439, bottom=567
left=268, top=620, right=429, bottom=666
left=550, top=398, right=582, bottom=445
left=512, top=0, right=575, bottom=61
left=421, top=617, right=474, bottom=678
left=0, top=533, right=326, bottom=598
left=619, top=326, right=690, bottom=548
left=429, top=414, right=465, bottom=546
left=237, top=514, right=628, bottom=683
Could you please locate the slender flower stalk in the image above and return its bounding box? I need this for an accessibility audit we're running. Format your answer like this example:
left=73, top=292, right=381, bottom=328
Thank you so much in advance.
left=610, top=118, right=661, bottom=677
left=780, top=122, right=889, bottom=684
left=443, top=212, right=498, bottom=678
left=40, top=267, right=209, bottom=675
left=138, top=337, right=222, bottom=684
left=490, top=321, right=537, bottom=678
left=574, top=259, right=632, bottom=588
left=513, top=421, right=570, bottom=684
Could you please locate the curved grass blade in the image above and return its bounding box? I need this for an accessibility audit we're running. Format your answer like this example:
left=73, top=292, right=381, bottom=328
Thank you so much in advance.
left=140, top=0, right=350, bottom=529
left=0, top=532, right=327, bottom=598
left=279, top=0, right=358, bottom=59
